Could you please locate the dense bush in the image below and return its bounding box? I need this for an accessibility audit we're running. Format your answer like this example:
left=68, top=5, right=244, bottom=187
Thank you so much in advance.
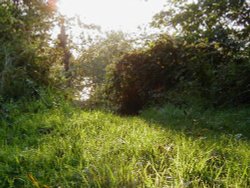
left=0, top=0, right=56, bottom=100
left=105, top=35, right=186, bottom=114
left=105, top=35, right=250, bottom=114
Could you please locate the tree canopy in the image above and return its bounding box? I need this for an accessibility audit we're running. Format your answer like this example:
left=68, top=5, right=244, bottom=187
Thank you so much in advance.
left=0, top=0, right=56, bottom=99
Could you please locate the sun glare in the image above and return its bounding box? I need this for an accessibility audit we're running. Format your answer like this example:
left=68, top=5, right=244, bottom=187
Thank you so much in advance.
left=58, top=0, right=165, bottom=32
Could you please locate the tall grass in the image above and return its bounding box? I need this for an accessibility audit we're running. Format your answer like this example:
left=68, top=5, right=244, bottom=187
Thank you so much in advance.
left=0, top=101, right=249, bottom=187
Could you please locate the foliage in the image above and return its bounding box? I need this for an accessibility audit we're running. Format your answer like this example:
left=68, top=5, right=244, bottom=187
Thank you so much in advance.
left=0, top=1, right=249, bottom=187
left=152, top=0, right=250, bottom=44
left=105, top=35, right=185, bottom=114
left=182, top=40, right=250, bottom=106
left=151, top=0, right=250, bottom=106
left=0, top=88, right=65, bottom=122
left=106, top=34, right=250, bottom=113
left=76, top=31, right=132, bottom=85
left=0, top=0, right=56, bottom=100
left=0, top=101, right=249, bottom=187
left=73, top=31, right=132, bottom=105
left=104, top=0, right=250, bottom=114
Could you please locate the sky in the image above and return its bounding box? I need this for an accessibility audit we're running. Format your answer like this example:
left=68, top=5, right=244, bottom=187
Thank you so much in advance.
left=58, top=0, right=166, bottom=33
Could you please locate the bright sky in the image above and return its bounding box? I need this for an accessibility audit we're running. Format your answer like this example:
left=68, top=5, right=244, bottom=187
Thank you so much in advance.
left=58, top=0, right=166, bottom=33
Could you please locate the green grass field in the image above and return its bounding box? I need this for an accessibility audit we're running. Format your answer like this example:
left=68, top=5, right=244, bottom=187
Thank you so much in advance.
left=0, top=102, right=249, bottom=187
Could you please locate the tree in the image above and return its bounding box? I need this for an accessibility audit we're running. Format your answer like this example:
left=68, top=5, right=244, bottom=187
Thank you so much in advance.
left=152, top=0, right=250, bottom=48
left=150, top=0, right=250, bottom=106
left=57, top=17, right=72, bottom=73
left=105, top=35, right=185, bottom=114
left=104, top=0, right=250, bottom=113
left=71, top=31, right=133, bottom=105
left=76, top=31, right=132, bottom=86
left=0, top=0, right=57, bottom=100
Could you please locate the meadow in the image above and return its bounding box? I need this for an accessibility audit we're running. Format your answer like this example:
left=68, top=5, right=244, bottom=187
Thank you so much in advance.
left=0, top=101, right=249, bottom=187
left=1, top=1, right=249, bottom=187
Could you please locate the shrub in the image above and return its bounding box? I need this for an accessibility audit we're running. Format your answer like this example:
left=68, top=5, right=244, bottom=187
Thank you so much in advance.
left=105, top=35, right=186, bottom=114
left=105, top=35, right=250, bottom=114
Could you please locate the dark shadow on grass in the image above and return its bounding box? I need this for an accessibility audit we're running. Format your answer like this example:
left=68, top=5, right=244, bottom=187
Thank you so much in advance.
left=139, top=103, right=250, bottom=140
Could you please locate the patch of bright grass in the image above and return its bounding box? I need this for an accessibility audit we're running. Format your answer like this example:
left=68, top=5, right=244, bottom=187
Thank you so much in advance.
left=0, top=102, right=249, bottom=187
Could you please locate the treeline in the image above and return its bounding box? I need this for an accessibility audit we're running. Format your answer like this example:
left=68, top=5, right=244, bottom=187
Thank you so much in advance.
left=0, top=0, right=249, bottom=115
left=104, top=0, right=250, bottom=114
left=105, top=35, right=250, bottom=114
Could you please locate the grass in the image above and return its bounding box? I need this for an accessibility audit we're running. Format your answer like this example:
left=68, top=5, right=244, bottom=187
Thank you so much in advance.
left=0, top=101, right=249, bottom=187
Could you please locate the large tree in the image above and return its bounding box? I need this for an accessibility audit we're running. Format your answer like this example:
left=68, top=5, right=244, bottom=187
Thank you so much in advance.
left=0, top=0, right=57, bottom=99
left=152, top=0, right=250, bottom=48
